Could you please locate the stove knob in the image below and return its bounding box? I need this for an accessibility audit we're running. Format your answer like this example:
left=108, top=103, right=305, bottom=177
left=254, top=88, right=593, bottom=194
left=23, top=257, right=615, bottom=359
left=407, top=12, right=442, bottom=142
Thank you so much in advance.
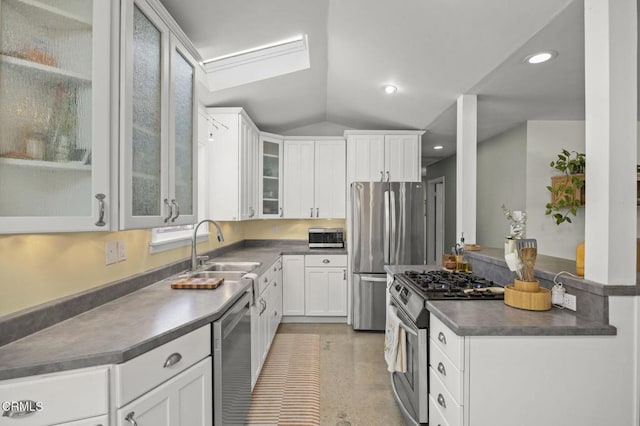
left=395, top=284, right=401, bottom=291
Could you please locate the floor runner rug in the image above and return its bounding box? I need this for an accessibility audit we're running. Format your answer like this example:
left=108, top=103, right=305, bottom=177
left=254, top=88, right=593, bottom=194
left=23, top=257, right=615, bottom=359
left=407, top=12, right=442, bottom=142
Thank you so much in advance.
left=247, top=334, right=320, bottom=426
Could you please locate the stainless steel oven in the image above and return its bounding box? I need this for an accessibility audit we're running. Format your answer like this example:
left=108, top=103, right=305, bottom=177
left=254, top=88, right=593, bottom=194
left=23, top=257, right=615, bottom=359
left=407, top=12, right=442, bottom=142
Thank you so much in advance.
left=388, top=296, right=428, bottom=425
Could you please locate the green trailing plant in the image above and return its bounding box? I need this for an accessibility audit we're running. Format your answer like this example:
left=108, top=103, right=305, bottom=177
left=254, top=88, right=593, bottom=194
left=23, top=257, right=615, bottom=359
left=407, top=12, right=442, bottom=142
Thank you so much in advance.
left=545, top=149, right=585, bottom=225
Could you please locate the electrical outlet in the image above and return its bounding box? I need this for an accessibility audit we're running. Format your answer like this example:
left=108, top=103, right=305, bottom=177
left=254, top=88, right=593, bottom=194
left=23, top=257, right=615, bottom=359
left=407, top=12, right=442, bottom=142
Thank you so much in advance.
left=563, top=293, right=577, bottom=311
left=105, top=241, right=118, bottom=265
left=117, top=240, right=127, bottom=262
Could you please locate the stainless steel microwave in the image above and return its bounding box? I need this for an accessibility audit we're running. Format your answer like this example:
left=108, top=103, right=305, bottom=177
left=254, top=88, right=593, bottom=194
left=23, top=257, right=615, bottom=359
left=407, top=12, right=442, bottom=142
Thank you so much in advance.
left=308, top=228, right=344, bottom=248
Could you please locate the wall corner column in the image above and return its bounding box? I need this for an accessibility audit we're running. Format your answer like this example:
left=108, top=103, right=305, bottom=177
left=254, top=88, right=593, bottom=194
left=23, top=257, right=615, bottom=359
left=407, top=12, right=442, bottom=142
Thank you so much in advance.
left=584, top=0, right=637, bottom=284
left=456, top=94, right=478, bottom=244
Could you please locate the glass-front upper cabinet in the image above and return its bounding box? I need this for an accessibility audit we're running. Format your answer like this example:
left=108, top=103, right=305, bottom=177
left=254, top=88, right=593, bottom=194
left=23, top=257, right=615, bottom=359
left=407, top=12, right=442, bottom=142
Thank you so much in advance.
left=0, top=0, right=113, bottom=233
left=259, top=134, right=283, bottom=218
left=120, top=0, right=197, bottom=229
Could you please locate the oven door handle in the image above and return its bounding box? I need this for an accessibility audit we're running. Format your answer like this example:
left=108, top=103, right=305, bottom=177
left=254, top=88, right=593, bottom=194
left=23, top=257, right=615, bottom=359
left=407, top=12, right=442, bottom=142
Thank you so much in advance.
left=398, top=321, right=418, bottom=337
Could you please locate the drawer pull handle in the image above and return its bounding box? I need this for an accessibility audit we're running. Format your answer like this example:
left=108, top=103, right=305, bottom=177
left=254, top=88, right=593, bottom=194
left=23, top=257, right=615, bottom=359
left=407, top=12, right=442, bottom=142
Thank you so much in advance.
left=438, top=331, right=447, bottom=345
left=322, top=259, right=330, bottom=264
left=2, top=400, right=39, bottom=418
left=437, top=393, right=447, bottom=409
left=163, top=199, right=173, bottom=223
left=437, top=362, right=446, bottom=376
left=163, top=352, right=183, bottom=368
left=125, top=411, right=138, bottom=425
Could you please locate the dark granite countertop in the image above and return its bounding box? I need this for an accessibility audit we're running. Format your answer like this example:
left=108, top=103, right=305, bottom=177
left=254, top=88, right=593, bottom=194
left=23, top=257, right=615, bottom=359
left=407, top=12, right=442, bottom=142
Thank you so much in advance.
left=384, top=264, right=617, bottom=337
left=0, top=241, right=346, bottom=380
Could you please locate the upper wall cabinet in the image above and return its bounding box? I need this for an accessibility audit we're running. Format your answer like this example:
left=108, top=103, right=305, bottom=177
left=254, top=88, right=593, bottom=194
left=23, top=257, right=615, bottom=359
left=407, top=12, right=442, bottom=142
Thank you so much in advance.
left=120, top=0, right=198, bottom=229
left=283, top=138, right=346, bottom=219
left=345, top=131, right=424, bottom=183
left=0, top=0, right=114, bottom=233
left=259, top=132, right=284, bottom=218
left=206, top=107, right=259, bottom=221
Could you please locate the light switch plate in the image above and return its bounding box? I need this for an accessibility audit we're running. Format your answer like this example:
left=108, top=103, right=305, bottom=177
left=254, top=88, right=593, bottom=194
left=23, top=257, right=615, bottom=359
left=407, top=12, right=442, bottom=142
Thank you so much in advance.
left=117, top=240, right=127, bottom=262
left=105, top=241, right=118, bottom=265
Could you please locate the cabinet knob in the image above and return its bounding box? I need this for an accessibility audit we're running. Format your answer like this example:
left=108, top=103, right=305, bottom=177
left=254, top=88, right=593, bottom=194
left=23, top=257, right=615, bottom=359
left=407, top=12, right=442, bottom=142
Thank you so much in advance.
left=438, top=331, right=447, bottom=345
left=163, top=352, right=182, bottom=368
left=322, top=259, right=330, bottom=264
left=437, top=393, right=447, bottom=409
left=437, top=362, right=446, bottom=376
left=125, top=411, right=138, bottom=426
left=170, top=200, right=180, bottom=222
left=95, top=194, right=106, bottom=227
left=2, top=400, right=39, bottom=418
left=163, top=199, right=173, bottom=223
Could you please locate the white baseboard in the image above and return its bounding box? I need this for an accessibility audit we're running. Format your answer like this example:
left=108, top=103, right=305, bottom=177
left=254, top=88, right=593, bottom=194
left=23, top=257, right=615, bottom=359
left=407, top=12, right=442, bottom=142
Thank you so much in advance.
left=281, top=316, right=347, bottom=324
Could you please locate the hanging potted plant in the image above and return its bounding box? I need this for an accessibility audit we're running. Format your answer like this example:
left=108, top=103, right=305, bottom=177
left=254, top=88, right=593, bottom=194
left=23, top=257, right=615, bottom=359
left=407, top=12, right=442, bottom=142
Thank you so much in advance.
left=545, top=149, right=585, bottom=225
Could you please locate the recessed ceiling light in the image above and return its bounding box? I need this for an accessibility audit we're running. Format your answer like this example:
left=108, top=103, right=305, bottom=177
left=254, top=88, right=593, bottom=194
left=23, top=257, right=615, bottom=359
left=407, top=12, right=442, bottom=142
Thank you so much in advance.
left=525, top=51, right=557, bottom=64
left=433, top=145, right=443, bottom=150
left=384, top=84, right=397, bottom=94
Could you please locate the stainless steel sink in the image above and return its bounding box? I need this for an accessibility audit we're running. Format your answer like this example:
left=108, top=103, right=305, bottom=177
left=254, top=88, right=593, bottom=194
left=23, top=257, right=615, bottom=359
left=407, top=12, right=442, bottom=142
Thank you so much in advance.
left=188, top=271, right=247, bottom=281
left=204, top=261, right=261, bottom=272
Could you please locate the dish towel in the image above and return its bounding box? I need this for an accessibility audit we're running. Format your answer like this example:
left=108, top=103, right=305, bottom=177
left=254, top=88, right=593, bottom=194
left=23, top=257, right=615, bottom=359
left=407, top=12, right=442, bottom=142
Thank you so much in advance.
left=384, top=305, right=407, bottom=373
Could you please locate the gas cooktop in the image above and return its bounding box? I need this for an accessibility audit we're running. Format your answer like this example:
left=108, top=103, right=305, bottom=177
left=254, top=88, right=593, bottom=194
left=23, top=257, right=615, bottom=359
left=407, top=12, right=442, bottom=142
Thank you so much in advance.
left=396, top=270, right=504, bottom=300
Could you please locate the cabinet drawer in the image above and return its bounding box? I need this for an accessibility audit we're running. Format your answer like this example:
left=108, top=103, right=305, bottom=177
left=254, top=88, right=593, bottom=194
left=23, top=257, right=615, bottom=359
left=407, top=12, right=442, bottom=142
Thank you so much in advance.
left=305, top=255, right=347, bottom=267
left=429, top=394, right=452, bottom=426
left=259, top=258, right=282, bottom=294
left=115, top=324, right=210, bottom=407
left=430, top=315, right=464, bottom=368
left=429, top=372, right=462, bottom=426
left=0, top=366, right=108, bottom=426
left=430, top=342, right=463, bottom=404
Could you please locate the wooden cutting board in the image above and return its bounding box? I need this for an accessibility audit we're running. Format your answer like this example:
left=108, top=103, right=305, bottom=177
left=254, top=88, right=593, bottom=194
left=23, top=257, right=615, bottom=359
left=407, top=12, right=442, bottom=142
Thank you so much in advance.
left=171, top=277, right=224, bottom=289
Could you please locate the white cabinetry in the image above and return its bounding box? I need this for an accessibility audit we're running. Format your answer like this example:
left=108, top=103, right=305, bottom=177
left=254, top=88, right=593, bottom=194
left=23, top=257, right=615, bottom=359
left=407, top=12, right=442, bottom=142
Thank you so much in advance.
left=0, top=0, right=114, bottom=233
left=258, top=133, right=284, bottom=218
left=0, top=366, right=109, bottom=426
left=304, top=255, right=347, bottom=316
left=114, top=324, right=212, bottom=426
left=206, top=107, right=259, bottom=221
left=283, top=138, right=346, bottom=219
left=120, top=0, right=198, bottom=229
left=282, top=255, right=305, bottom=315
left=116, top=358, right=212, bottom=426
left=251, top=258, right=283, bottom=389
left=345, top=131, right=423, bottom=183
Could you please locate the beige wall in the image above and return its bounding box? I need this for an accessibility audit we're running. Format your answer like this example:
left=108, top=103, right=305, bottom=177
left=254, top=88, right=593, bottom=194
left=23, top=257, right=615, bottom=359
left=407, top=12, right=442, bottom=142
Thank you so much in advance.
left=0, top=219, right=345, bottom=316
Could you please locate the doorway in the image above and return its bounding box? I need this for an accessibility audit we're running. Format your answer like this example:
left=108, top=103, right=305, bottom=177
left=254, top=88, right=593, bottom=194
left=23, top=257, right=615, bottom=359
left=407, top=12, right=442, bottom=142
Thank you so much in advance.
left=427, top=177, right=445, bottom=265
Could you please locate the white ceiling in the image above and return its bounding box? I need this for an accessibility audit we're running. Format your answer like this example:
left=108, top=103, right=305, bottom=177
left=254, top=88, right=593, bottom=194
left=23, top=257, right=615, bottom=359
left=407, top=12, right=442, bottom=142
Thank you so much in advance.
left=160, top=0, right=582, bottom=162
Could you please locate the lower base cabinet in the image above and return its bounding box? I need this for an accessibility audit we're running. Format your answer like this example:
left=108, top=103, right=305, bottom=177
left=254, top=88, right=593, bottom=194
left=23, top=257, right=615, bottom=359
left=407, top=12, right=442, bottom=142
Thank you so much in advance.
left=304, top=255, right=347, bottom=316
left=251, top=258, right=283, bottom=389
left=0, top=366, right=109, bottom=426
left=116, top=357, right=212, bottom=426
left=56, top=415, right=109, bottom=426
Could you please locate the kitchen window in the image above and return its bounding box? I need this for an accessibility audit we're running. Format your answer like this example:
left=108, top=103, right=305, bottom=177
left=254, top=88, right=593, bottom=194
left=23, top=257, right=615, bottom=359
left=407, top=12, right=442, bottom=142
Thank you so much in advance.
left=149, top=224, right=208, bottom=253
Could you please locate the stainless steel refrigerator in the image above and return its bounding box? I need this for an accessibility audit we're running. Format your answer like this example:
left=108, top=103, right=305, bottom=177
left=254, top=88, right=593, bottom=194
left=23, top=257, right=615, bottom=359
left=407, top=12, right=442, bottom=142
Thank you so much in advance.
left=351, top=181, right=425, bottom=330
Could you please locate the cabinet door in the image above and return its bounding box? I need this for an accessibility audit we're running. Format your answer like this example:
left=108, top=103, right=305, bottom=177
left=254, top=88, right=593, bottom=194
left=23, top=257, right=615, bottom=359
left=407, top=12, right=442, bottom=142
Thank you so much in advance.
left=55, top=415, right=108, bottom=426
left=314, top=139, right=346, bottom=218
left=384, top=134, right=421, bottom=182
left=245, top=124, right=259, bottom=219
left=346, top=134, right=385, bottom=183
left=0, top=0, right=113, bottom=233
left=282, top=255, right=305, bottom=315
left=283, top=140, right=314, bottom=218
left=120, top=0, right=170, bottom=228
left=250, top=301, right=262, bottom=389
left=305, top=267, right=347, bottom=316
left=167, top=34, right=197, bottom=225
left=116, top=357, right=212, bottom=426
left=259, top=135, right=283, bottom=218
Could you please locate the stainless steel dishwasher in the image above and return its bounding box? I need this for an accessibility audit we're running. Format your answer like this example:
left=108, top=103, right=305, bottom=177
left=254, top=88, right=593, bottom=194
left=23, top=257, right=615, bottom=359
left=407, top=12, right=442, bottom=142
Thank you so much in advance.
left=213, top=290, right=251, bottom=425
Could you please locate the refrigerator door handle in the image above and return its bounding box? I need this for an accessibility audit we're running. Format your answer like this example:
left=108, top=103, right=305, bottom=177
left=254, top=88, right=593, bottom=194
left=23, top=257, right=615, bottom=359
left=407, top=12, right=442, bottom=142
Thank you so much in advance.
left=390, top=189, right=397, bottom=263
left=384, top=190, right=390, bottom=263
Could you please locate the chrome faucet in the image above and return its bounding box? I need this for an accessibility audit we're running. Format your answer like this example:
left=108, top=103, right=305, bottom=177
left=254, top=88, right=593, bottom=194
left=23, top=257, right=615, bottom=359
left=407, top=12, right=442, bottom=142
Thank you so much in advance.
left=191, top=219, right=225, bottom=271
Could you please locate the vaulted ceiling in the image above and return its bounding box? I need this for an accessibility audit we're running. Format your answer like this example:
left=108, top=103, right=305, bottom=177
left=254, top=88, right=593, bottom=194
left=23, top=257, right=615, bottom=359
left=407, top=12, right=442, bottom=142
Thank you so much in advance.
left=160, top=0, right=584, bottom=163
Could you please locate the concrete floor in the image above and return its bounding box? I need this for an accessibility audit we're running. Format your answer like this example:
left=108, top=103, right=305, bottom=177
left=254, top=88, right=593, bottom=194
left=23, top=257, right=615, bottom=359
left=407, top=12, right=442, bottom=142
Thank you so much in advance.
left=278, top=323, right=406, bottom=426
